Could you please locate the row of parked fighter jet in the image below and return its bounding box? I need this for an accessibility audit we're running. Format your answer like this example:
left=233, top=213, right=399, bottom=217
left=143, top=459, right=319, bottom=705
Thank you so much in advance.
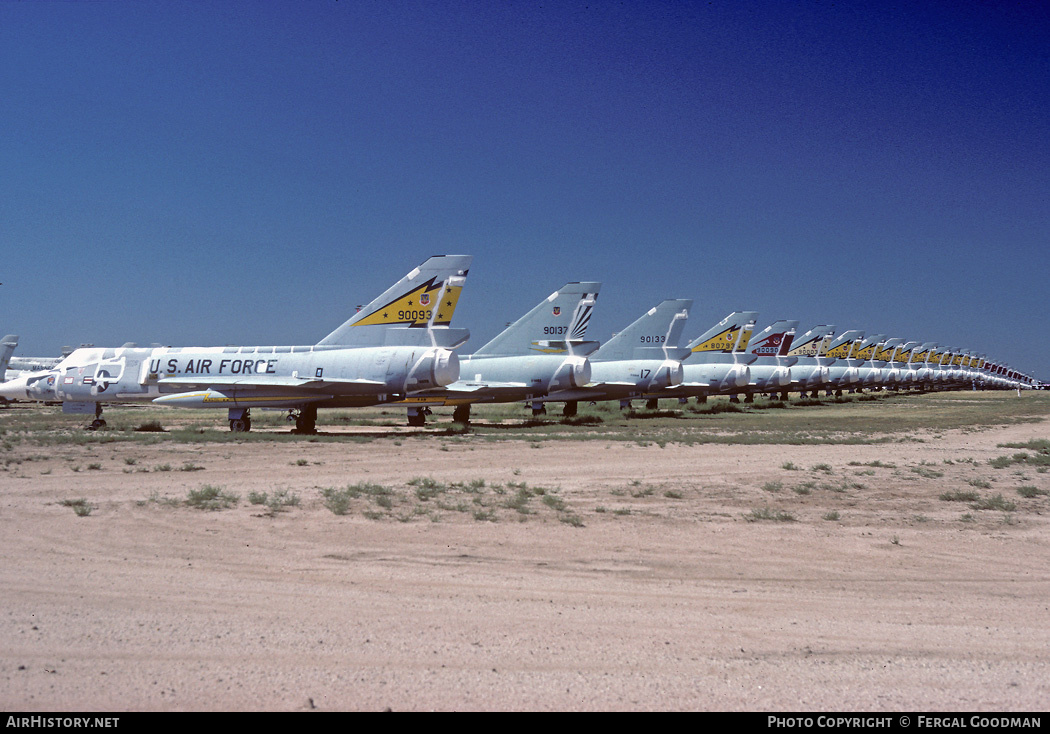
left=0, top=255, right=1038, bottom=432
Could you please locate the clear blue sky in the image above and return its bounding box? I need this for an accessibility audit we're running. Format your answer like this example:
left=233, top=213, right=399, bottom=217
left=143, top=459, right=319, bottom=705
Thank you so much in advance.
left=2, top=1, right=1047, bottom=378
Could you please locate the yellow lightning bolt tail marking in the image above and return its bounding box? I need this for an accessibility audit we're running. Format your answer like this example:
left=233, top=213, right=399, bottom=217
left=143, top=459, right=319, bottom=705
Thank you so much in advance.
left=353, top=281, right=463, bottom=328
left=691, top=328, right=738, bottom=353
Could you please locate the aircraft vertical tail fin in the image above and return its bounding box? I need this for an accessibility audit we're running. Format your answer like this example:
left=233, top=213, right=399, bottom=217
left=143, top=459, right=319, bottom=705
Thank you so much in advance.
left=852, top=334, right=885, bottom=363
left=471, top=282, right=601, bottom=357
left=592, top=299, right=692, bottom=361
left=893, top=341, right=919, bottom=363
left=822, top=330, right=864, bottom=359
left=683, top=311, right=759, bottom=363
left=910, top=342, right=938, bottom=365
left=874, top=338, right=903, bottom=364
left=0, top=335, right=18, bottom=380
left=786, top=325, right=834, bottom=358
left=317, top=255, right=473, bottom=348
left=743, top=320, right=799, bottom=364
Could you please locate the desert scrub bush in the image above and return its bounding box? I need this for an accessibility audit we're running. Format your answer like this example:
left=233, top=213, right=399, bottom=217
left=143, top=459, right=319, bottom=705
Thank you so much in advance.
left=321, top=487, right=354, bottom=515
left=452, top=478, right=486, bottom=493
left=744, top=506, right=796, bottom=523
left=910, top=465, right=944, bottom=479
left=408, top=477, right=447, bottom=501
left=989, top=451, right=1050, bottom=470
left=761, top=480, right=783, bottom=493
left=504, top=485, right=535, bottom=515
left=781, top=461, right=799, bottom=471
left=180, top=462, right=205, bottom=472
left=998, top=439, right=1050, bottom=452
left=60, top=498, right=95, bottom=517
left=966, top=478, right=992, bottom=489
left=248, top=489, right=301, bottom=513
left=541, top=493, right=567, bottom=512
left=185, top=485, right=239, bottom=511
left=139, top=491, right=182, bottom=508
left=811, top=463, right=833, bottom=473
left=321, top=482, right=393, bottom=515
left=134, top=420, right=165, bottom=432
left=940, top=490, right=980, bottom=502
left=1017, top=485, right=1048, bottom=498
left=822, top=511, right=840, bottom=521
left=970, top=494, right=1017, bottom=512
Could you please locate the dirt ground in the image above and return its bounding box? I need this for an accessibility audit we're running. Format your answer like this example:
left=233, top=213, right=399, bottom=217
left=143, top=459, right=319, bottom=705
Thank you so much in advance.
left=1, top=401, right=1048, bottom=711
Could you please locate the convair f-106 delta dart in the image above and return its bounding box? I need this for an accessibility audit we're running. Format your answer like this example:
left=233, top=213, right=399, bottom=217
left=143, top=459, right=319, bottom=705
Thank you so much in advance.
left=0, top=255, right=472, bottom=432
left=653, top=310, right=758, bottom=405
left=535, top=298, right=691, bottom=413
left=738, top=319, right=799, bottom=401
left=391, top=281, right=601, bottom=425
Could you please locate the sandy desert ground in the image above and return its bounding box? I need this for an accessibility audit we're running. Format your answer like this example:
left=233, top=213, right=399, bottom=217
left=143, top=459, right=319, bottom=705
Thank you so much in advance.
left=1, top=391, right=1048, bottom=711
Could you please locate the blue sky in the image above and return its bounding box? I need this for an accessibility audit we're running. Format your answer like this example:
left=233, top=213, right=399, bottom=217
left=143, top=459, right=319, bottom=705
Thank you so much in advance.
left=2, top=1, right=1047, bottom=379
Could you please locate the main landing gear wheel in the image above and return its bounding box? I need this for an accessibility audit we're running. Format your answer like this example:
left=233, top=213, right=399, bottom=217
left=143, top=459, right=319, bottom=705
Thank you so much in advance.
left=293, top=405, right=318, bottom=434
left=228, top=408, right=252, bottom=432
left=407, top=407, right=427, bottom=427
left=86, top=404, right=106, bottom=431
left=452, top=405, right=471, bottom=424
left=562, top=401, right=578, bottom=418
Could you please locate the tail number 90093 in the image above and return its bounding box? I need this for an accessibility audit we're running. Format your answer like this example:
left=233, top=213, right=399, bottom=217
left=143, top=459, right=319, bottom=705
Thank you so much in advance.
left=399, top=310, right=433, bottom=321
